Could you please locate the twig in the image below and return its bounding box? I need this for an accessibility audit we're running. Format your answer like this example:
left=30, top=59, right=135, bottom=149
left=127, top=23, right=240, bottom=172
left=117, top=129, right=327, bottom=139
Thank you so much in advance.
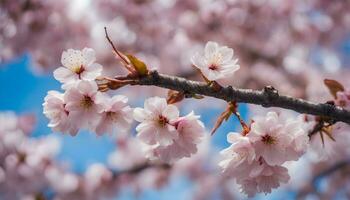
left=312, top=160, right=350, bottom=187
left=112, top=162, right=171, bottom=178
left=104, top=27, right=130, bottom=66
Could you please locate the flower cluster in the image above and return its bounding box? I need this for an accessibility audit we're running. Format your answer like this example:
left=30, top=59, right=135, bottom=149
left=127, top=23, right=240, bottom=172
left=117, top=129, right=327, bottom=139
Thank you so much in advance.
left=45, top=48, right=207, bottom=164
left=133, top=97, right=205, bottom=163
left=219, top=112, right=309, bottom=197
left=0, top=112, right=62, bottom=199
left=0, top=112, right=173, bottom=200
left=43, top=48, right=133, bottom=136
left=39, top=44, right=350, bottom=198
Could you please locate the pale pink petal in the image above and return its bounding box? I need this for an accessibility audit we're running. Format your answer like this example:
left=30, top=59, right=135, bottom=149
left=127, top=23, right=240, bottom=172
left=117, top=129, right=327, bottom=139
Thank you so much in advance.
left=82, top=48, right=96, bottom=65
left=204, top=41, right=218, bottom=59
left=133, top=108, right=151, bottom=122
left=53, top=67, right=76, bottom=83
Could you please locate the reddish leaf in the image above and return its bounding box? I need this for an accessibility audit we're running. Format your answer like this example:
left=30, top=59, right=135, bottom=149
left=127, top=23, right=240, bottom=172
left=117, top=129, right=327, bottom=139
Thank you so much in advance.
left=211, top=107, right=232, bottom=135
left=324, top=79, right=344, bottom=98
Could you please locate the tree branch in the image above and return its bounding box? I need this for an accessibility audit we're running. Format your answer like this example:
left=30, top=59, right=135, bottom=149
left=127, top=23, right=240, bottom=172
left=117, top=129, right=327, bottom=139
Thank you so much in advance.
left=108, top=71, right=350, bottom=124
left=312, top=160, right=350, bottom=186
left=112, top=162, right=171, bottom=178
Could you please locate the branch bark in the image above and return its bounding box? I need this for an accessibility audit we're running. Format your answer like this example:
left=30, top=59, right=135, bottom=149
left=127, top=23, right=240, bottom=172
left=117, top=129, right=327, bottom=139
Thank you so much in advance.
left=112, top=162, right=171, bottom=178
left=109, top=71, right=350, bottom=124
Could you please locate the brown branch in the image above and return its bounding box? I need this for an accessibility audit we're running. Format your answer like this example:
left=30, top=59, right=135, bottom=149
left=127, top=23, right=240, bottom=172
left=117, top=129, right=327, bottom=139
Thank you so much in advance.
left=104, top=27, right=130, bottom=66
left=106, top=71, right=350, bottom=125
left=312, top=160, right=350, bottom=185
left=112, top=162, right=171, bottom=178
left=102, top=28, right=350, bottom=124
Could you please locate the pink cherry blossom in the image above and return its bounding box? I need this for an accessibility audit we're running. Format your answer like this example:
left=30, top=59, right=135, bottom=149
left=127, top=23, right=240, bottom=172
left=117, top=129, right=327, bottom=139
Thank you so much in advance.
left=43, top=90, right=78, bottom=135
left=133, top=97, right=179, bottom=146
left=247, top=112, right=294, bottom=166
left=191, top=41, right=240, bottom=82
left=84, top=163, right=113, bottom=192
left=108, top=137, right=148, bottom=170
left=53, top=48, right=102, bottom=88
left=64, top=81, right=103, bottom=131
left=283, top=119, right=309, bottom=162
left=219, top=132, right=255, bottom=179
left=237, top=160, right=290, bottom=197
left=45, top=166, right=79, bottom=194
left=150, top=111, right=205, bottom=163
left=95, top=94, right=133, bottom=135
left=219, top=113, right=307, bottom=197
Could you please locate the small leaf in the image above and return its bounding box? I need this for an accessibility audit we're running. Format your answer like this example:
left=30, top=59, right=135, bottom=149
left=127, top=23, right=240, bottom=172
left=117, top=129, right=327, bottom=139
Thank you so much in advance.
left=167, top=90, right=184, bottom=104
left=322, top=126, right=336, bottom=142
left=324, top=79, right=345, bottom=98
left=126, top=54, right=149, bottom=76
left=319, top=131, right=325, bottom=147
left=211, top=107, right=232, bottom=135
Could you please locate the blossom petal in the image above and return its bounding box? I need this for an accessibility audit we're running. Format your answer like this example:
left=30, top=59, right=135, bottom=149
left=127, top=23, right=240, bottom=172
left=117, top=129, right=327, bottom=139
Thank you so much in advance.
left=204, top=41, right=218, bottom=59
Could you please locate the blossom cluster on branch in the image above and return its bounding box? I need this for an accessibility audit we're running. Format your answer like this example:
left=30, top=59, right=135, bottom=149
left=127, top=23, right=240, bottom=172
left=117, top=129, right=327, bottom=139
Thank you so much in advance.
left=219, top=112, right=308, bottom=196
left=40, top=40, right=350, bottom=198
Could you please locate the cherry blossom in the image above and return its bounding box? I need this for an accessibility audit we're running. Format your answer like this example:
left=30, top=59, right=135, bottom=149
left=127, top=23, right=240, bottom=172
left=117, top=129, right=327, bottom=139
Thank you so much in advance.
left=248, top=112, right=307, bottom=166
left=84, top=163, right=113, bottom=192
left=95, top=94, right=133, bottom=135
left=45, top=166, right=79, bottom=194
left=64, top=80, right=103, bottom=132
left=149, top=111, right=205, bottom=163
left=53, top=48, right=102, bottom=88
left=108, top=137, right=148, bottom=170
left=283, top=118, right=309, bottom=161
left=237, top=160, right=290, bottom=197
left=191, top=41, right=240, bottom=82
left=220, top=143, right=290, bottom=197
left=133, top=97, right=179, bottom=146
left=43, top=90, right=78, bottom=135
left=219, top=112, right=308, bottom=197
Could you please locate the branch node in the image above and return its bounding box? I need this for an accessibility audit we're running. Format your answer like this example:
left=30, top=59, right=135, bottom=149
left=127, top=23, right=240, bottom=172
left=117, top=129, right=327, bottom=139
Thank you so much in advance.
left=323, top=101, right=336, bottom=117
left=226, top=86, right=234, bottom=100
left=150, top=70, right=160, bottom=83
left=262, top=85, right=279, bottom=107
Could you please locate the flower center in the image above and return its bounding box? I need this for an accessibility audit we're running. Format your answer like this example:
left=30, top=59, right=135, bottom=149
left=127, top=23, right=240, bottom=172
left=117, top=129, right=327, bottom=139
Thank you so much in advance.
left=208, top=53, right=222, bottom=71
left=106, top=111, right=119, bottom=121
left=209, top=64, right=219, bottom=70
left=63, top=103, right=69, bottom=115
left=73, top=65, right=85, bottom=78
left=261, top=134, right=276, bottom=145
left=80, top=95, right=94, bottom=109
left=157, top=115, right=168, bottom=127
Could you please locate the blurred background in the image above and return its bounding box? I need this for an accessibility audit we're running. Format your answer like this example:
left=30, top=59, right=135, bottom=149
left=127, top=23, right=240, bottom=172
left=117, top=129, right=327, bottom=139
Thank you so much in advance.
left=1, top=0, right=350, bottom=199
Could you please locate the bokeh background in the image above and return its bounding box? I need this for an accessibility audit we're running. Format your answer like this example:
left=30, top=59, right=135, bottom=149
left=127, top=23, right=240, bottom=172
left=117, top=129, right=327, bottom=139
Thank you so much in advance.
left=1, top=0, right=350, bottom=199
